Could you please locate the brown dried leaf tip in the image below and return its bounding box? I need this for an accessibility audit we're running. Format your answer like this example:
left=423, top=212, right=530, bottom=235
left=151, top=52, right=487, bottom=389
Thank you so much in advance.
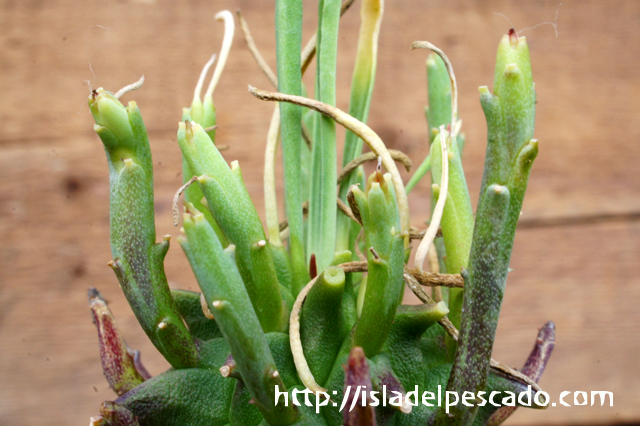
left=346, top=188, right=363, bottom=225
left=309, top=253, right=318, bottom=279
left=219, top=354, right=241, bottom=379
left=100, top=401, right=139, bottom=426
left=487, top=321, right=556, bottom=426
left=88, top=288, right=150, bottom=396
left=343, top=347, right=377, bottom=426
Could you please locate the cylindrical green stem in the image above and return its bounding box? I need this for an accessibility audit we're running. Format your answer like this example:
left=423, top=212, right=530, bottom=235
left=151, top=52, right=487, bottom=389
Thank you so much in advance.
left=351, top=172, right=405, bottom=357
left=181, top=103, right=227, bottom=247
left=435, top=185, right=511, bottom=425
left=300, top=266, right=347, bottom=386
left=430, top=127, right=474, bottom=352
left=89, top=89, right=198, bottom=369
left=439, top=32, right=538, bottom=425
left=177, top=121, right=286, bottom=333
left=180, top=210, right=298, bottom=425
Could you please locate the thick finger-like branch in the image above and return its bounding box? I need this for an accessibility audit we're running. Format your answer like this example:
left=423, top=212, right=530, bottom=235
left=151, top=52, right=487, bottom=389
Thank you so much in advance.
left=402, top=273, right=543, bottom=393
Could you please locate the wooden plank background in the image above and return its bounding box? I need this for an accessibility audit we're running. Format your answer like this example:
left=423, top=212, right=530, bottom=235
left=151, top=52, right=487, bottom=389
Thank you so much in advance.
left=1, top=0, right=639, bottom=424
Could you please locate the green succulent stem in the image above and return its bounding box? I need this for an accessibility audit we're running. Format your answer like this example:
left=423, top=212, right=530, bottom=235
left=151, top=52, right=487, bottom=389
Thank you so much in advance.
left=89, top=89, right=198, bottom=369
left=177, top=121, right=286, bottom=333
left=435, top=184, right=511, bottom=425
left=351, top=172, right=405, bottom=357
left=180, top=210, right=298, bottom=425
left=87, top=9, right=553, bottom=426
left=430, top=128, right=474, bottom=357
left=300, top=266, right=348, bottom=386
left=440, top=32, right=538, bottom=425
left=181, top=94, right=227, bottom=247
left=411, top=49, right=474, bottom=358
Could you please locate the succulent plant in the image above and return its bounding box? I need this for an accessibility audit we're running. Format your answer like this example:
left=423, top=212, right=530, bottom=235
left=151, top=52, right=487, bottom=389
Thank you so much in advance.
left=87, top=2, right=555, bottom=425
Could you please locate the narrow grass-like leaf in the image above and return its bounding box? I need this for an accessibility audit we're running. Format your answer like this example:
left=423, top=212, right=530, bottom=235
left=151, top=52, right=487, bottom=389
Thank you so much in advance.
left=276, top=0, right=309, bottom=296
left=307, top=0, right=341, bottom=272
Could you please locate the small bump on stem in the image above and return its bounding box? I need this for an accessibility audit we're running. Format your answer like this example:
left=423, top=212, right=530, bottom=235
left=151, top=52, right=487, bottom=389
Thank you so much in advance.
left=368, top=247, right=380, bottom=260
left=508, top=28, right=518, bottom=43
left=219, top=354, right=239, bottom=379
left=400, top=400, right=412, bottom=414
left=199, top=293, right=215, bottom=320
left=89, top=416, right=104, bottom=426
left=219, top=365, right=231, bottom=377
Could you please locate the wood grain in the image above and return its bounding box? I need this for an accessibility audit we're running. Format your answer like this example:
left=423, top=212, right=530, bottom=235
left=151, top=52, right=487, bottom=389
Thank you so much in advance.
left=1, top=0, right=638, bottom=425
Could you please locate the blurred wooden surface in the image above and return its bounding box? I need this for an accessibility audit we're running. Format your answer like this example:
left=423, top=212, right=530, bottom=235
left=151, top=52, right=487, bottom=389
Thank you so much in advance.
left=1, top=0, right=639, bottom=425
